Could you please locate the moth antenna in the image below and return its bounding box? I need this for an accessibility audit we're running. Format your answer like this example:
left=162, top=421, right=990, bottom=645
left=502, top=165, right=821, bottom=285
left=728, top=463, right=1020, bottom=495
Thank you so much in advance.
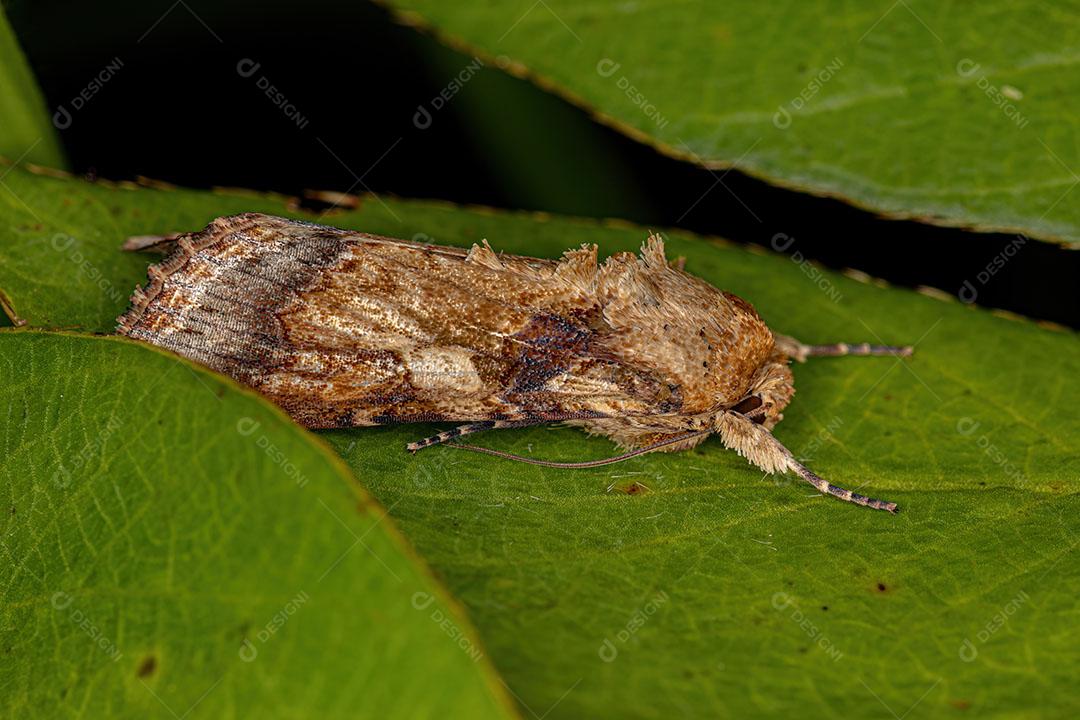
left=407, top=414, right=624, bottom=452
left=773, top=334, right=913, bottom=363
left=802, top=343, right=913, bottom=358
left=785, top=456, right=898, bottom=513
left=445, top=431, right=710, bottom=469
left=716, top=412, right=899, bottom=512
left=407, top=419, right=558, bottom=452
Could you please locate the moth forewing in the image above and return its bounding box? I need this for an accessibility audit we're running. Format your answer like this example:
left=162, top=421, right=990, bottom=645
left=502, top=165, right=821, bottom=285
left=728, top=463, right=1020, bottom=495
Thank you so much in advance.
left=117, top=213, right=912, bottom=512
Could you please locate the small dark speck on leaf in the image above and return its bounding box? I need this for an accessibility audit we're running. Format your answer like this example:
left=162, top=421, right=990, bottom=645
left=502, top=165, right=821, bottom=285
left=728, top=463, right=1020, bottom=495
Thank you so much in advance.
left=617, top=481, right=649, bottom=496
left=137, top=655, right=157, bottom=677
left=821, top=605, right=828, bottom=611
left=798, top=646, right=808, bottom=654
left=884, top=394, right=893, bottom=401
left=949, top=699, right=972, bottom=710
left=214, top=386, right=226, bottom=398
left=876, top=582, right=888, bottom=593
left=9, top=506, right=15, bottom=515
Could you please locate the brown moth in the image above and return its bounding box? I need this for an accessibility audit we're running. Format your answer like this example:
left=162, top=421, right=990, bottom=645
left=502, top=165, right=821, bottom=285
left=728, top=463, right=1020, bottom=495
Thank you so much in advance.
left=117, top=213, right=912, bottom=512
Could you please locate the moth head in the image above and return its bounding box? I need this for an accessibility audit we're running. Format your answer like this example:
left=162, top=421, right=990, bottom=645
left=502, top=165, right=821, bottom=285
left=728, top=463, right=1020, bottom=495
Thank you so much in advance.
left=688, top=290, right=775, bottom=407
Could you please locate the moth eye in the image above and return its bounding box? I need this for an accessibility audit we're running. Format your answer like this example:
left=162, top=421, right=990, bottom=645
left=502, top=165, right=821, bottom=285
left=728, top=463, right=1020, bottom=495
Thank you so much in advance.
left=730, top=395, right=763, bottom=415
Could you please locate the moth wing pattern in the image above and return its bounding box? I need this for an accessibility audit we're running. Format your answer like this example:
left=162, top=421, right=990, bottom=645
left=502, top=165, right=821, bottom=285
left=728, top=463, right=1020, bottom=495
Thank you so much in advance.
left=116, top=213, right=749, bottom=432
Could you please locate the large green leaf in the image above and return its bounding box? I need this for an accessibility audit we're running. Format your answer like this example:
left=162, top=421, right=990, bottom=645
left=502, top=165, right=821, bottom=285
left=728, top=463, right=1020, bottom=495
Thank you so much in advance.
left=0, top=330, right=515, bottom=719
left=0, top=166, right=1078, bottom=717
left=384, top=0, right=1080, bottom=246
left=0, top=6, right=65, bottom=168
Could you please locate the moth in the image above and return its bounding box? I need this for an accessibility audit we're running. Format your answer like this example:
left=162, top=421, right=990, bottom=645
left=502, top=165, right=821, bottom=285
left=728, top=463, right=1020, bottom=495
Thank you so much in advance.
left=117, top=214, right=912, bottom=512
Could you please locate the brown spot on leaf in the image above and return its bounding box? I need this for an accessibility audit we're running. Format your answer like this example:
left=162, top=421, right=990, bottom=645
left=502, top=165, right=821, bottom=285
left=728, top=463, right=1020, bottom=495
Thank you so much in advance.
left=616, top=481, right=650, bottom=496
left=137, top=655, right=157, bottom=677
left=949, top=699, right=972, bottom=710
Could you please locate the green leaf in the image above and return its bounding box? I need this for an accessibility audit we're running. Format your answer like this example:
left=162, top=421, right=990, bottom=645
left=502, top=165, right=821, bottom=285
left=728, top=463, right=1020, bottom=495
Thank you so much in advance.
left=0, top=6, right=66, bottom=168
left=385, top=0, right=1080, bottom=246
left=0, top=330, right=515, bottom=719
left=1, top=167, right=1078, bottom=716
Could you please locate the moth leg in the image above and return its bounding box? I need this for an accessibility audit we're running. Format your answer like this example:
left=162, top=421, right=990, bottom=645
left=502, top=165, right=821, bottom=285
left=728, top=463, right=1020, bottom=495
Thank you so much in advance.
left=715, top=412, right=898, bottom=513
left=773, top=333, right=912, bottom=363
left=406, top=420, right=537, bottom=453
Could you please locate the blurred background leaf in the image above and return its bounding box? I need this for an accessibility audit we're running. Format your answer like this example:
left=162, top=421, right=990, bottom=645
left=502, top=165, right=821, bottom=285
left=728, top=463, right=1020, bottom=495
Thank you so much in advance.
left=0, top=330, right=516, bottom=719
left=385, top=0, right=1080, bottom=245
left=0, top=5, right=65, bottom=167
left=1, top=165, right=1077, bottom=718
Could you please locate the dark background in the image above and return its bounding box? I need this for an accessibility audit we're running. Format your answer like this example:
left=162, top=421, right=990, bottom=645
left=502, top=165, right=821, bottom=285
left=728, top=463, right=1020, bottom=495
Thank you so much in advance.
left=7, top=0, right=1077, bottom=328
